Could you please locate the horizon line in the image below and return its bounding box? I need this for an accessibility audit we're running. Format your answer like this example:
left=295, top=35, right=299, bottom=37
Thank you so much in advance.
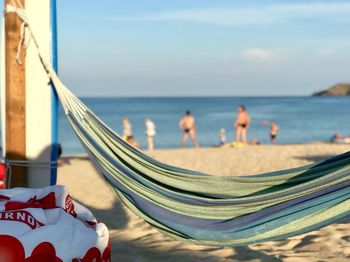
left=77, top=94, right=334, bottom=99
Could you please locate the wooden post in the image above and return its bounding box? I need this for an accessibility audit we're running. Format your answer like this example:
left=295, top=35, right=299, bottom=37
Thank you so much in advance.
left=4, top=0, right=27, bottom=187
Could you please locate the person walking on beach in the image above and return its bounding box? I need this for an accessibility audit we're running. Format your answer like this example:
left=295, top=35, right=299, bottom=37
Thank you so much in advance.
left=179, top=111, right=200, bottom=148
left=145, top=117, right=156, bottom=150
left=234, top=105, right=250, bottom=144
left=122, top=118, right=132, bottom=140
left=270, top=121, right=279, bottom=144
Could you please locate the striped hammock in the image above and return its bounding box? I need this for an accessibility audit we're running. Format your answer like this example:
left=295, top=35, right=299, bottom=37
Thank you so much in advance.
left=10, top=5, right=350, bottom=246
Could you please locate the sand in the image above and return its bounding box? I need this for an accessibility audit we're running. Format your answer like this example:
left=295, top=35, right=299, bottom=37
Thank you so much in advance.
left=58, top=143, right=350, bottom=261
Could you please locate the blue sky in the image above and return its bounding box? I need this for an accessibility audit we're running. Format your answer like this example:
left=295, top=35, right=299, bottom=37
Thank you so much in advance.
left=4, top=1, right=350, bottom=96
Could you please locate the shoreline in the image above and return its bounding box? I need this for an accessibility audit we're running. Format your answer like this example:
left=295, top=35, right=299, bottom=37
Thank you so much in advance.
left=60, top=141, right=345, bottom=158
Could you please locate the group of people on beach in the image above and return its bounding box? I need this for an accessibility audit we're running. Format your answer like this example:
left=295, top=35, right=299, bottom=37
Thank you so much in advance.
left=122, top=118, right=156, bottom=150
left=122, top=105, right=279, bottom=150
left=178, top=106, right=280, bottom=148
left=232, top=105, right=279, bottom=145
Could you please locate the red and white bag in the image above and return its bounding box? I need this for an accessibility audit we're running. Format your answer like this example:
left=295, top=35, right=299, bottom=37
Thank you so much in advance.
left=0, top=185, right=110, bottom=261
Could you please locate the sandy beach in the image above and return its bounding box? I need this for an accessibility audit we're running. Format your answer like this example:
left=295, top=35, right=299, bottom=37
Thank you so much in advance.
left=58, top=143, right=350, bottom=261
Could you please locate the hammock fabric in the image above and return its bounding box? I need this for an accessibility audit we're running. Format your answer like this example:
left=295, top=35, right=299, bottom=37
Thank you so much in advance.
left=7, top=5, right=350, bottom=246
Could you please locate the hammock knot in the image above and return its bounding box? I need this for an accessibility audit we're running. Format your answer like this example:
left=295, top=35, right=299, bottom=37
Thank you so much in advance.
left=4, top=4, right=27, bottom=22
left=4, top=4, right=31, bottom=66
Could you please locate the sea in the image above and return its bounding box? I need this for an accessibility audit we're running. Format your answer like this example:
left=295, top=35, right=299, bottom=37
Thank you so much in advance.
left=57, top=96, right=350, bottom=154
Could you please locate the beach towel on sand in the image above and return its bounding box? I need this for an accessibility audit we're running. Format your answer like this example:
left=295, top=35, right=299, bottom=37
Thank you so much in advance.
left=0, top=185, right=110, bottom=261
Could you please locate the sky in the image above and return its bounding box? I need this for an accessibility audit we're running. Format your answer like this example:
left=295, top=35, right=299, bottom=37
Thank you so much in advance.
left=2, top=0, right=350, bottom=96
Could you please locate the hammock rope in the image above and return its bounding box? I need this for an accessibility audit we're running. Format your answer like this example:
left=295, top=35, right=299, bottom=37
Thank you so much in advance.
left=5, top=5, right=350, bottom=246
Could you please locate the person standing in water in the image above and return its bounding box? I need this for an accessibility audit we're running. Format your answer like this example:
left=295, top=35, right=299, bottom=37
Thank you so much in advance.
left=122, top=118, right=132, bottom=140
left=234, top=105, right=250, bottom=144
left=145, top=117, right=156, bottom=150
left=179, top=111, right=200, bottom=148
left=270, top=121, right=279, bottom=144
left=220, top=128, right=226, bottom=146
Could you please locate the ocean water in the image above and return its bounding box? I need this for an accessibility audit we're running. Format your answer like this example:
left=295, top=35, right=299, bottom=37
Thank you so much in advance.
left=58, top=96, right=350, bottom=154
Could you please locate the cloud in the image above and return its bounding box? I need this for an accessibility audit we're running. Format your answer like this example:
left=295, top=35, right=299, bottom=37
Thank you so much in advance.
left=242, top=49, right=281, bottom=63
left=98, top=2, right=350, bottom=27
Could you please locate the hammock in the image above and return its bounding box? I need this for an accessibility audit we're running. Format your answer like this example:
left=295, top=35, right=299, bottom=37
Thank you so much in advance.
left=6, top=5, right=350, bottom=246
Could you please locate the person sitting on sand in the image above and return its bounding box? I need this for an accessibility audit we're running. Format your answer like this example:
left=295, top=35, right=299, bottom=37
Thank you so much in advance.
left=126, top=136, right=141, bottom=149
left=330, top=133, right=350, bottom=144
left=234, top=105, right=250, bottom=144
left=250, top=139, right=261, bottom=145
left=122, top=118, right=132, bottom=140
left=179, top=111, right=200, bottom=148
left=145, top=117, right=156, bottom=150
left=270, top=121, right=279, bottom=144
